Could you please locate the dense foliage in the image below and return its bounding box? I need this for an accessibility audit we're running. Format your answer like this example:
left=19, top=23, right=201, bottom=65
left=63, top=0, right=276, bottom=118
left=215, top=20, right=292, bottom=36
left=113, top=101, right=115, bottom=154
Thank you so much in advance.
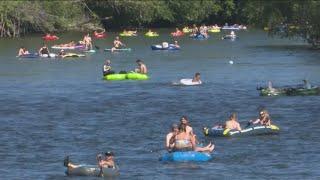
left=0, top=0, right=320, bottom=47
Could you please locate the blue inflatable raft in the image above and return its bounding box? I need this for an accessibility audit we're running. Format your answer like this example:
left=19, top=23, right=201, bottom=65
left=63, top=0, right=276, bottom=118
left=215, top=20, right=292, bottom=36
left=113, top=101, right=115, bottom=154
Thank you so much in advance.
left=190, top=34, right=209, bottom=40
left=160, top=151, right=212, bottom=162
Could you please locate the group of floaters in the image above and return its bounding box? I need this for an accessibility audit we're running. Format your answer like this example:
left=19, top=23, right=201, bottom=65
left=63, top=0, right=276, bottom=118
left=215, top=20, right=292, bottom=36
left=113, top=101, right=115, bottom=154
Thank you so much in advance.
left=62, top=110, right=279, bottom=177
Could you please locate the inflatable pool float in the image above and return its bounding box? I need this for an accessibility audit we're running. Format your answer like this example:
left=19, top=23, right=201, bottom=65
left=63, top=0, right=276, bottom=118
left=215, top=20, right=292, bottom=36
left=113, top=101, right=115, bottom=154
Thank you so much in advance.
left=182, top=28, right=192, bottom=33
left=259, top=86, right=320, bottom=96
left=151, top=44, right=180, bottom=50
left=119, top=32, right=137, bottom=37
left=83, top=49, right=96, bottom=53
left=126, top=73, right=148, bottom=80
left=104, top=48, right=132, bottom=52
left=222, top=35, right=237, bottom=40
left=93, top=32, right=106, bottom=39
left=103, top=74, right=127, bottom=81
left=190, top=34, right=209, bottom=40
left=145, top=32, right=159, bottom=37
left=42, top=35, right=59, bottom=41
left=61, top=53, right=85, bottom=58
left=17, top=53, right=56, bottom=58
left=160, top=151, right=212, bottom=162
left=203, top=125, right=280, bottom=137
left=221, top=26, right=240, bottom=30
left=66, top=165, right=119, bottom=177
left=52, top=45, right=85, bottom=50
left=208, top=29, right=221, bottom=33
left=171, top=32, right=184, bottom=37
left=179, top=79, right=201, bottom=86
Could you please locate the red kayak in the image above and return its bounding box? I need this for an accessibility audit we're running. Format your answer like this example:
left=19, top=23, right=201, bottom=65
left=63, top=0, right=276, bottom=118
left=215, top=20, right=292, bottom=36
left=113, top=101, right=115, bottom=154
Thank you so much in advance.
left=171, top=32, right=184, bottom=37
left=94, top=32, right=107, bottom=39
left=42, top=34, right=59, bottom=41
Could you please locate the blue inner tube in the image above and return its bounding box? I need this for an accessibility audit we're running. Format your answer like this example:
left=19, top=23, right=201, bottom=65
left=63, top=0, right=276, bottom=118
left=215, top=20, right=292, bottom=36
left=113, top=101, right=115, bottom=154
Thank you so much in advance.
left=190, top=34, right=209, bottom=39
left=151, top=45, right=180, bottom=50
left=18, top=53, right=39, bottom=58
left=160, top=151, right=212, bottom=162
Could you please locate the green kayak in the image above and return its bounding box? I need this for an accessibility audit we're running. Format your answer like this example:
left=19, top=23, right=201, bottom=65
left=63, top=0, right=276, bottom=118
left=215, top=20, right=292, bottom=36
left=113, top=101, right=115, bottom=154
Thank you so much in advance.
left=103, top=73, right=148, bottom=81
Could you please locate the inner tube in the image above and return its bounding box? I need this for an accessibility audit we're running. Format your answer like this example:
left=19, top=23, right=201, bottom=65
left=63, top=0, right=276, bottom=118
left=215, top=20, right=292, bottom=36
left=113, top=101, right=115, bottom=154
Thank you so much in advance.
left=126, top=73, right=149, bottom=80
left=151, top=44, right=180, bottom=50
left=119, top=32, right=137, bottom=37
left=104, top=74, right=127, bottom=81
left=182, top=28, right=192, bottom=33
left=93, top=32, right=106, bottom=39
left=208, top=29, right=221, bottom=33
left=203, top=125, right=280, bottom=137
left=160, top=151, right=212, bottom=162
left=190, top=34, right=209, bottom=39
left=61, top=53, right=86, bottom=58
left=42, top=35, right=59, bottom=41
left=179, top=79, right=201, bottom=86
left=221, top=26, right=240, bottom=30
left=51, top=45, right=85, bottom=50
left=171, top=32, right=184, bottom=37
left=145, top=32, right=159, bottom=37
left=260, top=87, right=320, bottom=96
left=104, top=48, right=132, bottom=52
left=17, top=53, right=56, bottom=58
left=66, top=165, right=119, bottom=177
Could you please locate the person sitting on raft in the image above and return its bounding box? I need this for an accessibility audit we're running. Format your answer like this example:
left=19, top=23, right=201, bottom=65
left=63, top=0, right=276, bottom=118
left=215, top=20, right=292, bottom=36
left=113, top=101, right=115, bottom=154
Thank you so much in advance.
left=192, top=72, right=202, bottom=84
left=172, top=41, right=180, bottom=48
left=169, top=124, right=214, bottom=153
left=38, top=44, right=50, bottom=57
left=249, top=110, right=272, bottom=126
left=18, top=47, right=30, bottom=56
left=166, top=124, right=179, bottom=152
left=58, top=49, right=66, bottom=57
left=111, top=36, right=125, bottom=52
left=135, top=59, right=148, bottom=74
left=225, top=112, right=242, bottom=131
left=103, top=59, right=115, bottom=76
left=64, top=151, right=116, bottom=170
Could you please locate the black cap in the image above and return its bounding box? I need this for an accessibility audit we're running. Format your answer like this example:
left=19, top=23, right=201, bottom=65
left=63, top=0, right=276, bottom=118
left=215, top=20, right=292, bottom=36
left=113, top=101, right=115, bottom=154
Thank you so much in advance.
left=105, top=151, right=114, bottom=156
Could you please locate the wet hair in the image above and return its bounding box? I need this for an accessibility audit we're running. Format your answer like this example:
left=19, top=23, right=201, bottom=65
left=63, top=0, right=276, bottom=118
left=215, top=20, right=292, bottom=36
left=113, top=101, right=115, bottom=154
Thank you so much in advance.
left=105, top=151, right=114, bottom=156
left=180, top=115, right=188, bottom=122
left=179, top=124, right=187, bottom=132
left=136, top=59, right=142, bottom=63
left=229, top=112, right=237, bottom=121
left=195, top=72, right=200, bottom=76
left=171, top=123, right=178, bottom=131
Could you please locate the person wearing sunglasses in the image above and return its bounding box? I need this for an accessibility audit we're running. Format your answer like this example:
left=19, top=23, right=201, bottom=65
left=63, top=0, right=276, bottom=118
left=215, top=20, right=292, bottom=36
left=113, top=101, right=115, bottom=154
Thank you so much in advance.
left=250, top=110, right=272, bottom=126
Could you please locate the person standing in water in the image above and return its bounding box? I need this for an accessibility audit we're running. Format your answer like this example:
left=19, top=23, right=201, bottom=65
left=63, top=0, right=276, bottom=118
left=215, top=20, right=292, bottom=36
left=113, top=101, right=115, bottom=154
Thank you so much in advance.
left=135, top=59, right=147, bottom=74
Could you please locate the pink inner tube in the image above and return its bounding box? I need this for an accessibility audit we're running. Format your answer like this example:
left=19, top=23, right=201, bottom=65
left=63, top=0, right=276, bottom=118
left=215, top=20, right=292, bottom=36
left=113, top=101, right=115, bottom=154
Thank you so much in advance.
left=171, top=32, right=184, bottom=37
left=42, top=35, right=59, bottom=41
left=94, top=32, right=106, bottom=38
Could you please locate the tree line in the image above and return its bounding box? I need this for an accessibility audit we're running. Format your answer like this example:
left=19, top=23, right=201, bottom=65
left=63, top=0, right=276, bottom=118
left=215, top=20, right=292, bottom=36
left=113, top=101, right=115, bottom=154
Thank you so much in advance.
left=0, top=0, right=319, bottom=47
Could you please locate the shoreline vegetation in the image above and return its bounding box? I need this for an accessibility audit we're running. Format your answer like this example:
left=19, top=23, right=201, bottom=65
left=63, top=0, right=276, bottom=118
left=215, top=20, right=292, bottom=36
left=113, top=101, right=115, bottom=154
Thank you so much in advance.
left=0, top=0, right=319, bottom=47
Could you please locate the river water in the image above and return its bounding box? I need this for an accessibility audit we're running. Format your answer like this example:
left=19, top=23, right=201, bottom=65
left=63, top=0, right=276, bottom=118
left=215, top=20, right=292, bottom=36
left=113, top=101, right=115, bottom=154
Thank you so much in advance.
left=0, top=29, right=320, bottom=179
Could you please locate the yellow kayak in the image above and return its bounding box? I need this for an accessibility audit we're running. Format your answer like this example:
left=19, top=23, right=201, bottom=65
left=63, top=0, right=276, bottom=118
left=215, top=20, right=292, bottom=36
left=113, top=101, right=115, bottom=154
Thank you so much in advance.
left=145, top=32, right=159, bottom=37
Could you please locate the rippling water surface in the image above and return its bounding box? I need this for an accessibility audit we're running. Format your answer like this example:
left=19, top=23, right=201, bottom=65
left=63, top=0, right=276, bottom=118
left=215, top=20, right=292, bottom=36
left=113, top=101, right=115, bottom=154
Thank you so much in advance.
left=0, top=29, right=320, bottom=179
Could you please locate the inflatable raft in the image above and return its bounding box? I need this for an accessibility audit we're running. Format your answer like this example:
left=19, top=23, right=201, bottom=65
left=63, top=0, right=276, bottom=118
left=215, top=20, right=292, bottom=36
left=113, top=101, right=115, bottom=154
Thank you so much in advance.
left=208, top=29, right=221, bottom=33
left=160, top=151, right=212, bottom=162
left=51, top=45, right=85, bottom=50
left=61, top=53, right=85, bottom=58
left=17, top=53, right=56, bottom=58
left=203, top=125, right=280, bottom=137
left=259, top=87, right=320, bottom=96
left=104, top=73, right=148, bottom=81
left=93, top=32, right=106, bottom=39
left=151, top=44, right=180, bottom=50
left=221, top=26, right=240, bottom=30
left=171, top=32, right=184, bottom=37
left=145, top=32, right=159, bottom=37
left=222, top=35, right=237, bottom=40
left=182, top=28, right=192, bottom=33
left=179, top=79, right=202, bottom=86
left=66, top=165, right=119, bottom=177
left=119, top=32, right=137, bottom=37
left=104, top=48, right=132, bottom=52
left=43, top=35, right=59, bottom=41
left=190, top=34, right=209, bottom=40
